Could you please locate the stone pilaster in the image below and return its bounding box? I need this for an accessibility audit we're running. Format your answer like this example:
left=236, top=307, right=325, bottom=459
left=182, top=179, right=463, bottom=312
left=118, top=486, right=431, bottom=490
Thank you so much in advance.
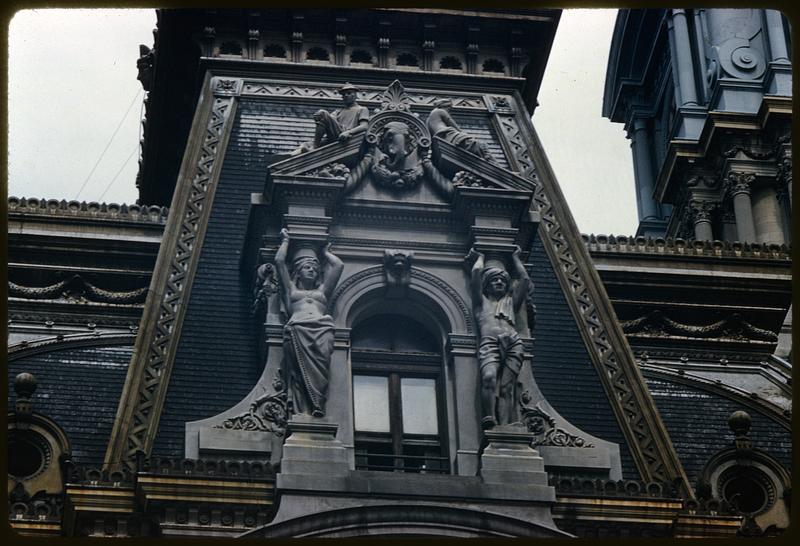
left=630, top=117, right=660, bottom=221
left=670, top=9, right=699, bottom=106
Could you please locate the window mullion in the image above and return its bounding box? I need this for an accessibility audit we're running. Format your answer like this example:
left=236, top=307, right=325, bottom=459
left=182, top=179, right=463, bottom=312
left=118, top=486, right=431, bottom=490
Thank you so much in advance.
left=388, top=373, right=404, bottom=471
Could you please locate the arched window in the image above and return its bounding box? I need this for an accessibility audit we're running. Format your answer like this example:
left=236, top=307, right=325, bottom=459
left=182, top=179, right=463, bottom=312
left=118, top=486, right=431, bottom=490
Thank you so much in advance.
left=482, top=58, right=505, bottom=74
left=350, top=314, right=449, bottom=474
left=306, top=46, right=330, bottom=61
left=396, top=52, right=419, bottom=68
left=263, top=43, right=287, bottom=59
left=219, top=41, right=242, bottom=56
left=350, top=49, right=373, bottom=64
left=439, top=56, right=463, bottom=70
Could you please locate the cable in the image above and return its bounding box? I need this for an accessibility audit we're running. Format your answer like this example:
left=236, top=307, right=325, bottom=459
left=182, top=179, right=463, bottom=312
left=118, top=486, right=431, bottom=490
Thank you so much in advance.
left=75, top=87, right=143, bottom=200
left=97, top=146, right=138, bottom=202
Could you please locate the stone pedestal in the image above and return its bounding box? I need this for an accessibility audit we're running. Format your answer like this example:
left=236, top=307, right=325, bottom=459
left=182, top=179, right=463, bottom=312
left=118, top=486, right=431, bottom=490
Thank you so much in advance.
left=280, top=416, right=349, bottom=476
left=480, top=426, right=549, bottom=487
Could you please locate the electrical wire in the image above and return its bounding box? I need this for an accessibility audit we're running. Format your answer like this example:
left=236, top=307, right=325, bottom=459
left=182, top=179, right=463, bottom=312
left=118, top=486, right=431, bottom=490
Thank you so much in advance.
left=75, top=87, right=142, bottom=200
left=97, top=146, right=138, bottom=202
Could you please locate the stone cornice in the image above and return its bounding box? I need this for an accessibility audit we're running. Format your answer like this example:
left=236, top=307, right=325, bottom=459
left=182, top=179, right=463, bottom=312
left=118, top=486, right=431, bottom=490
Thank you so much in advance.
left=8, top=332, right=137, bottom=360
left=8, top=197, right=169, bottom=226
left=583, top=234, right=791, bottom=261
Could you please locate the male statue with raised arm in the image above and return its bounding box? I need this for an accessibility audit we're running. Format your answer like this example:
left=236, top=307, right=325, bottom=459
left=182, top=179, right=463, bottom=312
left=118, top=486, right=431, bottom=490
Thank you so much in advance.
left=467, top=246, right=531, bottom=429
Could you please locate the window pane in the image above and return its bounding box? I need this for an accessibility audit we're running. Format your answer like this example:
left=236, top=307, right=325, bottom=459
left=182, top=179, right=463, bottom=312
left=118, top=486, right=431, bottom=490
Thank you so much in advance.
left=400, top=378, right=438, bottom=435
left=353, top=375, right=390, bottom=432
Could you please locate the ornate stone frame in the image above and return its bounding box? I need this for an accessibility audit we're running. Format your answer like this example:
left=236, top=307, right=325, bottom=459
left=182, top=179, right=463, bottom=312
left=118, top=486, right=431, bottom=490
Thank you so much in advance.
left=106, top=73, right=691, bottom=494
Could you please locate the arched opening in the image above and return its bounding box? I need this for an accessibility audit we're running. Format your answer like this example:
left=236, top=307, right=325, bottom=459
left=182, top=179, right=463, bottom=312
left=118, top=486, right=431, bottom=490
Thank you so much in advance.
left=350, top=313, right=449, bottom=474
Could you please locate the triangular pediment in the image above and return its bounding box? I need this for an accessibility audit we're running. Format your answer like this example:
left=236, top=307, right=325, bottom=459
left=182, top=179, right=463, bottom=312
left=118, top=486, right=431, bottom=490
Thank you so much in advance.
left=267, top=136, right=363, bottom=179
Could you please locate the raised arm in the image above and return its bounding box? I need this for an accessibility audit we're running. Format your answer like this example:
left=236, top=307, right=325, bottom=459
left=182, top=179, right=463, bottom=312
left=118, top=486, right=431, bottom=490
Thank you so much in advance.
left=320, top=242, right=344, bottom=298
left=274, top=228, right=294, bottom=310
left=510, top=246, right=531, bottom=310
left=466, top=247, right=484, bottom=310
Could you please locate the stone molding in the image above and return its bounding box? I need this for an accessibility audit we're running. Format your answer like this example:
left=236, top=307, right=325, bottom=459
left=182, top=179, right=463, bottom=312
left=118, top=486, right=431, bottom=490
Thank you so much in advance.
left=328, top=265, right=475, bottom=334
left=640, top=365, right=791, bottom=428
left=582, top=233, right=790, bottom=260
left=105, top=76, right=239, bottom=471
left=7, top=196, right=168, bottom=224
left=8, top=332, right=137, bottom=359
left=241, top=79, right=492, bottom=111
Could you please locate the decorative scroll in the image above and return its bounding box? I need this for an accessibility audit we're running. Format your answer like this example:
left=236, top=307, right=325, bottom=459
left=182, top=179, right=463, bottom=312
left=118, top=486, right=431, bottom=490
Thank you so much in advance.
left=520, top=396, right=593, bottom=448
left=217, top=375, right=288, bottom=436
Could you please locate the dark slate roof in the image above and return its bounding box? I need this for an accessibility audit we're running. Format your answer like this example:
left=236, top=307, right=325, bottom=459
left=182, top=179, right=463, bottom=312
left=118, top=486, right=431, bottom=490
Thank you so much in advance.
left=645, top=376, right=792, bottom=483
left=152, top=102, right=270, bottom=456
left=529, top=236, right=639, bottom=480
left=8, top=344, right=132, bottom=466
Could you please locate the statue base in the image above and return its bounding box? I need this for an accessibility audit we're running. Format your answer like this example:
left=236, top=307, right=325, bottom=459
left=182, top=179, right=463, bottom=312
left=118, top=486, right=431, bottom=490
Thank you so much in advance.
left=480, top=425, right=549, bottom=486
left=279, top=415, right=350, bottom=476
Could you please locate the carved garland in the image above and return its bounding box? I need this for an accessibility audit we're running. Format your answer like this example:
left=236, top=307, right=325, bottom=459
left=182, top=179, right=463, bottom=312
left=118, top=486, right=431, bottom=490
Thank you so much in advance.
left=9, top=276, right=148, bottom=304
left=106, top=89, right=238, bottom=471
left=621, top=311, right=778, bottom=342
left=494, top=105, right=687, bottom=488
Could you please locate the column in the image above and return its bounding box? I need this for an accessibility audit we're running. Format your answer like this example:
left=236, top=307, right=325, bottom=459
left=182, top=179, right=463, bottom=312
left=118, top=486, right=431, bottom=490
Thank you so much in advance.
left=727, top=172, right=757, bottom=242
left=630, top=118, right=660, bottom=221
left=692, top=10, right=709, bottom=103
left=764, top=10, right=790, bottom=62
left=670, top=9, right=699, bottom=106
left=690, top=200, right=714, bottom=241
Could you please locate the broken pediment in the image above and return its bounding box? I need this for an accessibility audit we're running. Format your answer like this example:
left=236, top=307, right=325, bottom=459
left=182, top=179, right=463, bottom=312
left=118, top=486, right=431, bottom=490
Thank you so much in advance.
left=266, top=79, right=538, bottom=226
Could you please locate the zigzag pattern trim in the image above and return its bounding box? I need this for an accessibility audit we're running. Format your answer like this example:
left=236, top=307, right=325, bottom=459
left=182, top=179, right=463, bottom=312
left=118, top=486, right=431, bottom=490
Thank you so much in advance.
left=107, top=89, right=238, bottom=471
left=496, top=108, right=686, bottom=487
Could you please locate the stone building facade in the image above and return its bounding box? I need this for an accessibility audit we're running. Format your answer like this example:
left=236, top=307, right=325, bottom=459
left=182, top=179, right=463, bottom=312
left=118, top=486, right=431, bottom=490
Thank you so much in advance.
left=7, top=8, right=791, bottom=538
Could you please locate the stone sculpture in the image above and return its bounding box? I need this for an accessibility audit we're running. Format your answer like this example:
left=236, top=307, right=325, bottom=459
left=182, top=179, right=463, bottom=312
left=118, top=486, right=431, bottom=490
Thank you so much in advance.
left=371, top=121, right=426, bottom=190
left=292, top=82, right=369, bottom=154
left=274, top=228, right=344, bottom=417
left=427, top=98, right=497, bottom=164
left=467, top=246, right=531, bottom=429
left=383, top=249, right=414, bottom=289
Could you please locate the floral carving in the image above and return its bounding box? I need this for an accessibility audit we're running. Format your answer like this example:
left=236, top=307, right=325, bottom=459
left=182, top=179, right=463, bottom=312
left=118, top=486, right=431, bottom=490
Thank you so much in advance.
left=452, top=171, right=490, bottom=188
left=520, top=397, right=593, bottom=448
left=218, top=375, right=288, bottom=435
left=307, top=163, right=351, bottom=179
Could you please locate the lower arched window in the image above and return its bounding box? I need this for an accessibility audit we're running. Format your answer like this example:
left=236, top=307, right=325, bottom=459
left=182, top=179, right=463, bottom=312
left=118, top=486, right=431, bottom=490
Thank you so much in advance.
left=350, top=314, right=449, bottom=474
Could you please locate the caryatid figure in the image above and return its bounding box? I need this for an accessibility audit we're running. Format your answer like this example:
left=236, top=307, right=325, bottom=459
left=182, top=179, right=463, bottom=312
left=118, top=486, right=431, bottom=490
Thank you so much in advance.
left=467, top=246, right=531, bottom=429
left=274, top=229, right=344, bottom=417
